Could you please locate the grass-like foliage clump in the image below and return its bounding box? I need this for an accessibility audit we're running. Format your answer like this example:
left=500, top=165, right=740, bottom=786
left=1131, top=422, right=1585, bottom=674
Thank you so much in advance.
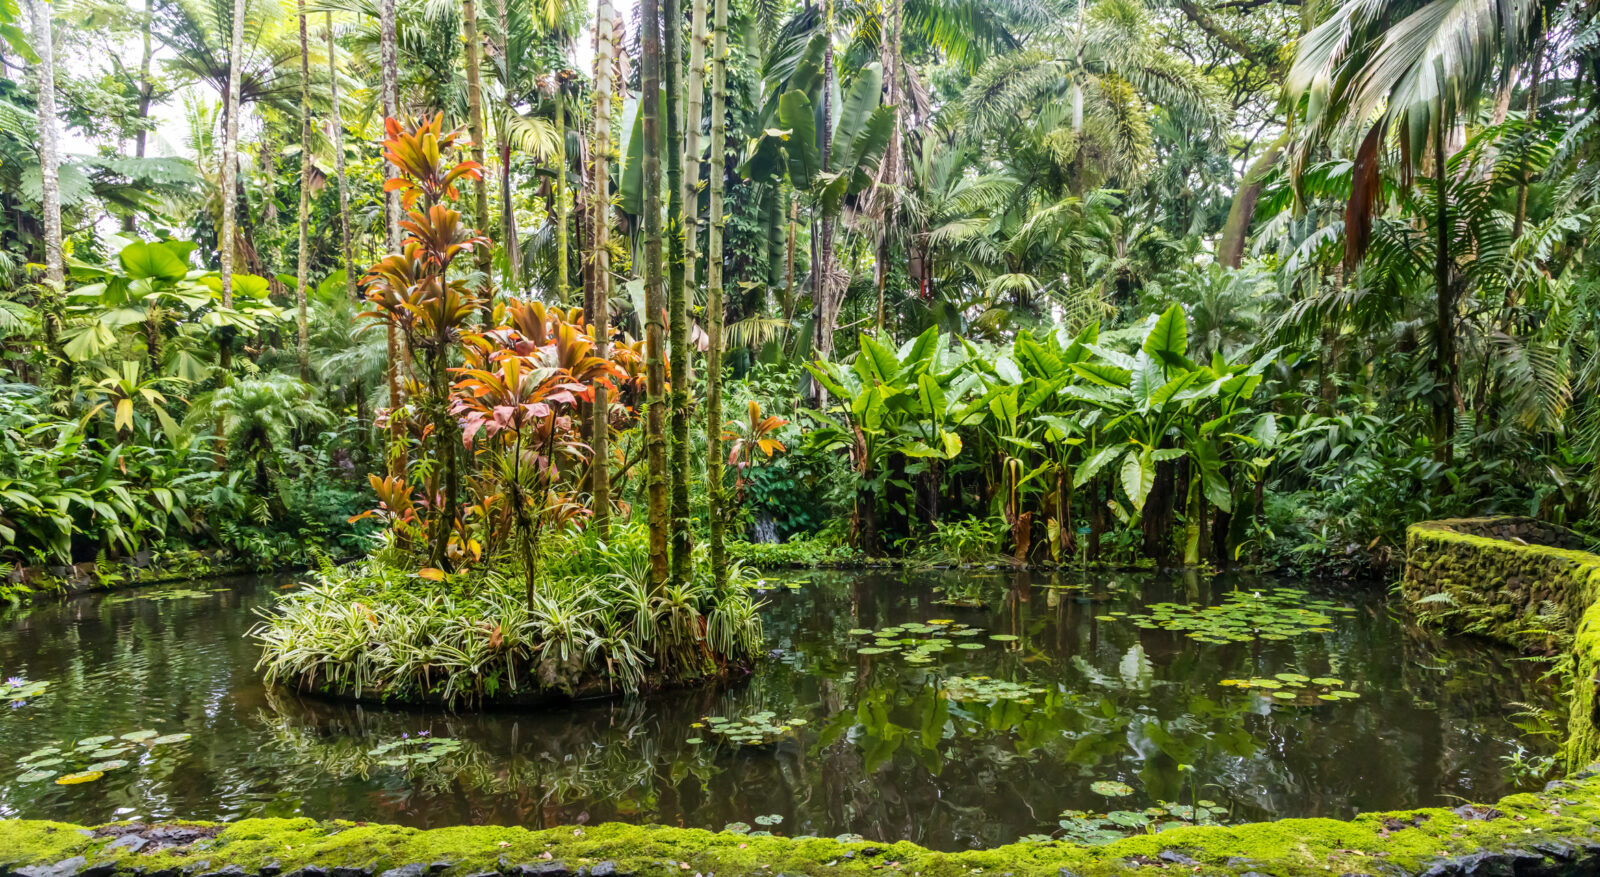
left=252, top=523, right=765, bottom=708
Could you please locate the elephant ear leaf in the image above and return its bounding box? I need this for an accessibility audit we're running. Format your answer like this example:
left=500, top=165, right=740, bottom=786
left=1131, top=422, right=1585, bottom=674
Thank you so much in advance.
left=777, top=90, right=822, bottom=184
left=1120, top=449, right=1155, bottom=512
left=1143, top=304, right=1188, bottom=367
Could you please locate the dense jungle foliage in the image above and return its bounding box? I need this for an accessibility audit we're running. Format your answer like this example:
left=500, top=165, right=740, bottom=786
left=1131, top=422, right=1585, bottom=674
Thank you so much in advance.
left=1, top=0, right=1598, bottom=605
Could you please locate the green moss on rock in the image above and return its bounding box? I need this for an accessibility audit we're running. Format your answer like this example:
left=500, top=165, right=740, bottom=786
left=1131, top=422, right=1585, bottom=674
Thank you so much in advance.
left=7, top=768, right=1600, bottom=877
left=1405, top=517, right=1600, bottom=768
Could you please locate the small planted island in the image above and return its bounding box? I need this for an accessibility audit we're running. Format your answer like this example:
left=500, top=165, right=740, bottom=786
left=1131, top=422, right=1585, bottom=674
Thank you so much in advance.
left=251, top=119, right=766, bottom=708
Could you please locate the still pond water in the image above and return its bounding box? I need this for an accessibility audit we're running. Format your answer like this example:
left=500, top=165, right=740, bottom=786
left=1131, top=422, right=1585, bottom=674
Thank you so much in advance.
left=0, top=570, right=1558, bottom=850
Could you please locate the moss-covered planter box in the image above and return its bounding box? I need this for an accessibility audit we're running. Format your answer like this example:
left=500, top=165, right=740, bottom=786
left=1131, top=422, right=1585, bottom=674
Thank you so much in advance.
left=6, top=765, right=1600, bottom=877
left=1403, top=516, right=1600, bottom=768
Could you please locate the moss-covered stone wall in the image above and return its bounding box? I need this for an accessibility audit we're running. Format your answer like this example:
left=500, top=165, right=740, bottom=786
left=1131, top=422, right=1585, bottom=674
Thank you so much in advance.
left=5, top=764, right=1600, bottom=877
left=1403, top=516, right=1600, bottom=768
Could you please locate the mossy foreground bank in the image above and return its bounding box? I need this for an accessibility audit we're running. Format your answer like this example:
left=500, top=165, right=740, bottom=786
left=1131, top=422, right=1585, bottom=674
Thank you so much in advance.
left=6, top=765, right=1600, bottom=877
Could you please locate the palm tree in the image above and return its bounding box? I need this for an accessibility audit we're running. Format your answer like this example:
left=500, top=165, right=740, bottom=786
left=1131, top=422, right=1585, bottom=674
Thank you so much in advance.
left=682, top=0, right=707, bottom=298
left=26, top=0, right=62, bottom=286
left=327, top=12, right=356, bottom=301
left=665, top=0, right=692, bottom=582
left=1285, top=0, right=1544, bottom=453
left=704, top=0, right=728, bottom=587
left=295, top=0, right=311, bottom=380
left=959, top=0, right=1222, bottom=192
left=640, top=0, right=669, bottom=584
left=588, top=0, right=616, bottom=537
left=461, top=0, right=492, bottom=288
left=186, top=373, right=333, bottom=493
left=220, top=0, right=247, bottom=311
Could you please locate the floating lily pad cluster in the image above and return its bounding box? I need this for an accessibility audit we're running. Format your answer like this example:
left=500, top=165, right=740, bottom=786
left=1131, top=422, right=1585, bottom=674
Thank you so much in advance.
left=691, top=712, right=807, bottom=746
left=367, top=735, right=462, bottom=767
left=1103, top=589, right=1353, bottom=644
left=2, top=676, right=48, bottom=704
left=1219, top=673, right=1360, bottom=704
left=942, top=675, right=1047, bottom=704
left=1054, top=799, right=1225, bottom=846
left=16, top=729, right=192, bottom=785
left=849, top=620, right=1010, bottom=664
left=105, top=588, right=224, bottom=605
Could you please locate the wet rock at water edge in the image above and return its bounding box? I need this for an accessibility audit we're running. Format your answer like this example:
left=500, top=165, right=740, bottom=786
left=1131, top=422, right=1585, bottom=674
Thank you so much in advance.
left=107, top=836, right=149, bottom=854
left=16, top=858, right=87, bottom=877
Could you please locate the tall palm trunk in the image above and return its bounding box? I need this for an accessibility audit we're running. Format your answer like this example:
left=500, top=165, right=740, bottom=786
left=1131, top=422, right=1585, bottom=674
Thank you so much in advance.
left=873, top=0, right=902, bottom=335
left=705, top=0, right=728, bottom=588
left=295, top=0, right=312, bottom=381
left=641, top=0, right=670, bottom=585
left=1432, top=115, right=1454, bottom=463
left=327, top=12, right=356, bottom=301
left=665, top=0, right=692, bottom=583
left=27, top=0, right=62, bottom=286
left=493, top=0, right=517, bottom=285
left=124, top=0, right=155, bottom=233
left=812, top=0, right=837, bottom=369
left=220, top=0, right=245, bottom=309
left=682, top=0, right=706, bottom=297
left=555, top=85, right=569, bottom=304
left=589, top=0, right=616, bottom=536
left=379, top=0, right=403, bottom=475
left=461, top=0, right=491, bottom=291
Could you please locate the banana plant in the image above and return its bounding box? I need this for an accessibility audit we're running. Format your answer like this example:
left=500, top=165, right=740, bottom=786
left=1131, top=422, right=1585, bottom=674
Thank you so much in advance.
left=803, top=327, right=965, bottom=550
left=1067, top=304, right=1276, bottom=561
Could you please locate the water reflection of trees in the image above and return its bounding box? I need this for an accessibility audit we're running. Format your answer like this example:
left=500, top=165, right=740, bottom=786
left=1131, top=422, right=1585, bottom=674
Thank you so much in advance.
left=0, top=570, right=1563, bottom=851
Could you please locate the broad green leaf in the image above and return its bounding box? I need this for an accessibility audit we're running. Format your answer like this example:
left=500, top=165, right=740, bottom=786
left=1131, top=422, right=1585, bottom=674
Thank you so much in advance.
left=1142, top=303, right=1187, bottom=362
left=776, top=90, right=822, bottom=184
left=1075, top=445, right=1122, bottom=488
left=1070, top=362, right=1131, bottom=388
left=1120, top=450, right=1155, bottom=512
left=118, top=241, right=188, bottom=282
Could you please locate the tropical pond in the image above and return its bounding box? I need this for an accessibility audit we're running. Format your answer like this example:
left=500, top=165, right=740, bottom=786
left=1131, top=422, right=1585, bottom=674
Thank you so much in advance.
left=0, top=571, right=1559, bottom=851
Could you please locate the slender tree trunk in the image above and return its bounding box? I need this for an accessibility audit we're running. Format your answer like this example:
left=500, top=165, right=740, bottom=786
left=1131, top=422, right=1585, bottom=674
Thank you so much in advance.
left=811, top=0, right=836, bottom=370
left=380, top=0, right=400, bottom=253
left=461, top=0, right=492, bottom=293
left=125, top=0, right=155, bottom=233
left=705, top=0, right=727, bottom=588
left=493, top=0, right=518, bottom=286
left=555, top=84, right=569, bottom=304
left=873, top=0, right=902, bottom=335
left=665, top=0, right=692, bottom=583
left=220, top=0, right=245, bottom=309
left=1218, top=131, right=1287, bottom=269
left=641, top=0, right=670, bottom=585
left=1432, top=116, right=1454, bottom=463
left=683, top=0, right=706, bottom=299
left=590, top=0, right=616, bottom=537
left=27, top=0, right=62, bottom=286
left=295, top=0, right=312, bottom=380
left=327, top=12, right=357, bottom=301
left=380, top=0, right=403, bottom=475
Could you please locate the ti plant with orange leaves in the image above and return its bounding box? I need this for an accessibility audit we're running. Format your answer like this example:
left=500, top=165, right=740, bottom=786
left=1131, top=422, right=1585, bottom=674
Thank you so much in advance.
left=450, top=302, right=628, bottom=608
left=359, top=115, right=490, bottom=572
left=723, top=400, right=789, bottom=504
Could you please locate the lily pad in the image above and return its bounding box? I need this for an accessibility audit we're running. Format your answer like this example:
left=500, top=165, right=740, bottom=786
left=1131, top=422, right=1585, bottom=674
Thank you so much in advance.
left=56, top=770, right=104, bottom=785
left=120, top=730, right=158, bottom=742
left=989, top=634, right=1019, bottom=642
left=18, top=769, right=56, bottom=782
left=150, top=734, right=192, bottom=745
left=1090, top=780, right=1134, bottom=797
left=76, top=736, right=115, bottom=748
left=85, top=760, right=129, bottom=772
